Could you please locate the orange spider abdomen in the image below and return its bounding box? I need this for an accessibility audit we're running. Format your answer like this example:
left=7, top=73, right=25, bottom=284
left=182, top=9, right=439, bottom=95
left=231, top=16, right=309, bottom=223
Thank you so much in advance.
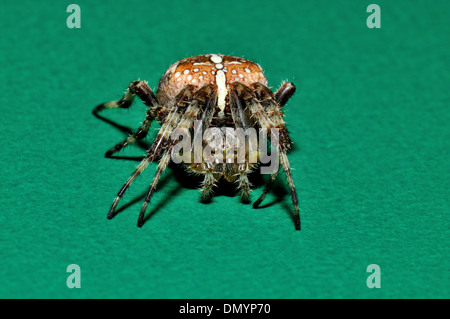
left=157, top=54, right=268, bottom=109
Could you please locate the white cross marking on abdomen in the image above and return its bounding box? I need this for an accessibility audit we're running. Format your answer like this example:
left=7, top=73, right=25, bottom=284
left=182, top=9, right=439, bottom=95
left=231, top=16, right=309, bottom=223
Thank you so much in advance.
left=210, top=55, right=227, bottom=117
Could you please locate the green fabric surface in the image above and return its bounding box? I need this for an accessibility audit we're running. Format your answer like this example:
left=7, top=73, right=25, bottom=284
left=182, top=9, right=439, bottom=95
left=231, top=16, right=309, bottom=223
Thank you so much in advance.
left=0, top=0, right=448, bottom=298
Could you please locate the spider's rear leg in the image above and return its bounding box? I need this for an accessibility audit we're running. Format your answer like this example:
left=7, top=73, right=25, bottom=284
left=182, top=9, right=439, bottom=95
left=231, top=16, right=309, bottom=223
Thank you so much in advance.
left=200, top=168, right=216, bottom=202
left=93, top=81, right=160, bottom=157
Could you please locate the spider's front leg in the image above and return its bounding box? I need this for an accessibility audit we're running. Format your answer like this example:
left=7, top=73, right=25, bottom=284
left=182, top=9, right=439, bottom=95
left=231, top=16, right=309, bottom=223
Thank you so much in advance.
left=193, top=90, right=218, bottom=202
left=93, top=80, right=160, bottom=157
left=236, top=164, right=252, bottom=203
left=137, top=84, right=217, bottom=227
left=252, top=170, right=278, bottom=209
left=229, top=85, right=255, bottom=203
left=106, top=85, right=196, bottom=221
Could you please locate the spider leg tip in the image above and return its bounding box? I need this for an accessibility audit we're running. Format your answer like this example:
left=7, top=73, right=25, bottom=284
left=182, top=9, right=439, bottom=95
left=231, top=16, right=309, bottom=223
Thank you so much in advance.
left=295, top=218, right=301, bottom=231
left=107, top=198, right=120, bottom=220
left=93, top=104, right=105, bottom=115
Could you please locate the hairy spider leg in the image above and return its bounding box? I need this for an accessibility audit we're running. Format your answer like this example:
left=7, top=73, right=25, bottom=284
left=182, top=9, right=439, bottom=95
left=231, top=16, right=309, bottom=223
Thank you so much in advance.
left=253, top=82, right=300, bottom=230
left=251, top=82, right=293, bottom=151
left=275, top=81, right=296, bottom=107
left=252, top=169, right=279, bottom=208
left=233, top=82, right=301, bottom=230
left=229, top=86, right=256, bottom=202
left=200, top=168, right=216, bottom=202
left=190, top=88, right=218, bottom=202
left=93, top=83, right=136, bottom=113
left=279, top=152, right=301, bottom=230
left=251, top=82, right=296, bottom=210
left=107, top=86, right=197, bottom=220
left=236, top=163, right=252, bottom=203
left=93, top=81, right=160, bottom=157
left=138, top=85, right=217, bottom=226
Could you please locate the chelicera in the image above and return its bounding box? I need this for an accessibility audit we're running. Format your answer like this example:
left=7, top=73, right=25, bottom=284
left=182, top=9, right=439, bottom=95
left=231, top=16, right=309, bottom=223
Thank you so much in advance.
left=93, top=54, right=301, bottom=230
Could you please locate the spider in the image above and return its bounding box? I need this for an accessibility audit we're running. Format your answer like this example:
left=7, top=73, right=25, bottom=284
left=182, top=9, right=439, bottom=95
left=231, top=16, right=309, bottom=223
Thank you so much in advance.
left=93, top=54, right=301, bottom=230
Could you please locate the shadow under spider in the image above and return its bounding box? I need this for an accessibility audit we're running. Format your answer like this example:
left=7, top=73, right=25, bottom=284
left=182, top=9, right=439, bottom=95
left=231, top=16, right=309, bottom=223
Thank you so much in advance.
left=94, top=111, right=291, bottom=224
left=113, top=167, right=184, bottom=224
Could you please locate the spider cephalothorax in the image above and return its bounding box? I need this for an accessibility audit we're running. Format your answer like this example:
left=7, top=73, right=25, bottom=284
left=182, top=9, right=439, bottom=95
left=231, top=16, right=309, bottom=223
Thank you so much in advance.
left=93, top=54, right=300, bottom=230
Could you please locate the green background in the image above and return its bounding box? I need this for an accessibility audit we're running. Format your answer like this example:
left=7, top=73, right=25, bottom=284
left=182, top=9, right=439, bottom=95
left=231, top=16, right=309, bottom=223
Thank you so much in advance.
left=1, top=0, right=448, bottom=299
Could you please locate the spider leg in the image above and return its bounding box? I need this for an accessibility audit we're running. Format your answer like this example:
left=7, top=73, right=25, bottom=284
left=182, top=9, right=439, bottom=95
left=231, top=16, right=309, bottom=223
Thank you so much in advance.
left=237, top=164, right=252, bottom=203
left=138, top=84, right=217, bottom=227
left=107, top=85, right=196, bottom=220
left=137, top=150, right=171, bottom=227
left=229, top=84, right=254, bottom=130
left=193, top=90, right=218, bottom=202
left=251, top=82, right=293, bottom=151
left=93, top=82, right=137, bottom=113
left=252, top=169, right=278, bottom=208
left=191, top=85, right=218, bottom=159
left=229, top=87, right=256, bottom=202
left=200, top=166, right=216, bottom=202
left=233, top=82, right=300, bottom=230
left=93, top=81, right=161, bottom=157
left=104, top=112, right=153, bottom=158
left=274, top=81, right=296, bottom=107
left=279, top=152, right=301, bottom=230
left=250, top=82, right=297, bottom=217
